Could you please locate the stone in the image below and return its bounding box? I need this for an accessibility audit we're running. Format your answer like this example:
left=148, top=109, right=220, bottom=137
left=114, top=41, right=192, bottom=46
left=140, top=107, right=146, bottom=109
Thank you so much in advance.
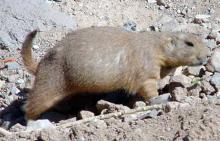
left=147, top=0, right=156, bottom=4
left=193, top=14, right=211, bottom=24
left=0, top=80, right=5, bottom=89
left=186, top=66, right=205, bottom=76
left=0, top=61, right=5, bottom=69
left=210, top=48, right=220, bottom=72
left=39, top=128, right=68, bottom=141
left=26, top=119, right=54, bottom=131
left=170, top=74, right=192, bottom=88
left=133, top=101, right=146, bottom=108
left=10, top=86, right=20, bottom=95
left=149, top=93, right=171, bottom=105
left=173, top=66, right=183, bottom=76
left=7, top=74, right=19, bottom=83
left=187, top=85, right=202, bottom=97
left=201, top=80, right=216, bottom=95
left=16, top=78, right=25, bottom=89
left=158, top=75, right=170, bottom=90
left=204, top=39, right=217, bottom=49
left=210, top=73, right=220, bottom=89
left=156, top=0, right=166, bottom=6
left=96, top=100, right=130, bottom=114
left=78, top=110, right=95, bottom=119
left=171, top=87, right=187, bottom=102
left=6, top=62, right=20, bottom=70
left=10, top=123, right=26, bottom=132
left=33, top=44, right=40, bottom=50
left=123, top=21, right=137, bottom=32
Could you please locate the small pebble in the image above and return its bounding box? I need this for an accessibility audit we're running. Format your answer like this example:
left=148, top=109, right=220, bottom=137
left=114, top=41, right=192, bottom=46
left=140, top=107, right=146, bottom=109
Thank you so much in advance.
left=210, top=48, right=220, bottom=72
left=210, top=73, right=220, bottom=89
left=6, top=62, right=19, bottom=70
left=133, top=101, right=146, bottom=108
left=33, top=44, right=40, bottom=50
left=171, top=87, right=187, bottom=102
left=0, top=80, right=5, bottom=88
left=78, top=110, right=95, bottom=119
left=10, top=86, right=20, bottom=95
left=147, top=0, right=156, bottom=4
left=123, top=21, right=137, bottom=32
left=149, top=93, right=171, bottom=105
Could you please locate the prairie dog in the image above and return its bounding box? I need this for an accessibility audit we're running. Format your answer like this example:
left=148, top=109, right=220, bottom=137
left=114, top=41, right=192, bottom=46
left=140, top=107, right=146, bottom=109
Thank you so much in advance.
left=21, top=26, right=209, bottom=119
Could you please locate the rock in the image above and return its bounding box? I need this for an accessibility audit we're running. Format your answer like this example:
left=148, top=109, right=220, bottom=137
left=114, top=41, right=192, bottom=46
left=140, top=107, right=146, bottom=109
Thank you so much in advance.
left=193, top=14, right=211, bottom=24
left=16, top=78, right=25, bottom=89
left=96, top=100, right=130, bottom=114
left=7, top=74, right=19, bottom=83
left=204, top=39, right=217, bottom=49
left=33, top=44, right=40, bottom=50
left=165, top=102, right=190, bottom=110
left=209, top=48, right=220, bottom=72
left=186, top=66, right=205, bottom=76
left=201, top=80, right=216, bottom=95
left=210, top=73, right=220, bottom=89
left=10, top=123, right=26, bottom=132
left=158, top=75, right=170, bottom=90
left=39, top=128, right=68, bottom=141
left=199, top=93, right=207, bottom=99
left=170, top=74, right=192, bottom=88
left=89, top=119, right=107, bottom=129
left=78, top=110, right=95, bottom=119
left=0, top=61, right=5, bottom=69
left=0, top=80, right=6, bottom=89
left=133, top=101, right=146, bottom=108
left=0, top=0, right=76, bottom=48
left=147, top=0, right=156, bottom=4
left=123, top=21, right=137, bottom=32
left=187, top=84, right=202, bottom=97
left=149, top=93, right=171, bottom=105
left=173, top=66, right=183, bottom=76
left=10, top=86, right=20, bottom=95
left=156, top=0, right=166, bottom=6
left=171, top=87, right=187, bottom=102
left=6, top=62, right=20, bottom=70
left=26, top=119, right=54, bottom=131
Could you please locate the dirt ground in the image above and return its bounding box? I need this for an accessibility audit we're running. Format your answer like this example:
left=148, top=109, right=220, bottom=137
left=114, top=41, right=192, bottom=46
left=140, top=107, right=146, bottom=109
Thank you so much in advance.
left=0, top=0, right=220, bottom=140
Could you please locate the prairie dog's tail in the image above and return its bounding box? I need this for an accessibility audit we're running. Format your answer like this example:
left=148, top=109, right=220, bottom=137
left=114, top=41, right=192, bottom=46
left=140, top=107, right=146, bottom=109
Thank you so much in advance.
left=21, top=30, right=39, bottom=75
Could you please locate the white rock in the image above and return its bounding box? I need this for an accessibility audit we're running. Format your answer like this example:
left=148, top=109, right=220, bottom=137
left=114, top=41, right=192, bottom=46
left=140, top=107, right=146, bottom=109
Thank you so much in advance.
left=33, top=44, right=40, bottom=50
left=195, top=14, right=211, bottom=20
left=210, top=48, right=220, bottom=72
left=0, top=80, right=5, bottom=88
left=147, top=0, right=156, bottom=3
left=26, top=119, right=54, bottom=131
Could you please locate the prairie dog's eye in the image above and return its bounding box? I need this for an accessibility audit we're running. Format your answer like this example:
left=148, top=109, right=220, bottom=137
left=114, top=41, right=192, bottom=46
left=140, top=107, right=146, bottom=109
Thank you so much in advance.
left=185, top=41, right=194, bottom=47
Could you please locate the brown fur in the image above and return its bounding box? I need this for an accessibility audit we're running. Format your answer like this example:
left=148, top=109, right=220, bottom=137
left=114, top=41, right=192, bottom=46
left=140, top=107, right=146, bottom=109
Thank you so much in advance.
left=21, top=26, right=209, bottom=119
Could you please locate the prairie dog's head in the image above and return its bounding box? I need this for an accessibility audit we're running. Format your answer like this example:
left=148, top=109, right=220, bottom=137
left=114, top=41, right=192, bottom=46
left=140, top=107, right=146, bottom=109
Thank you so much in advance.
left=160, top=32, right=209, bottom=67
